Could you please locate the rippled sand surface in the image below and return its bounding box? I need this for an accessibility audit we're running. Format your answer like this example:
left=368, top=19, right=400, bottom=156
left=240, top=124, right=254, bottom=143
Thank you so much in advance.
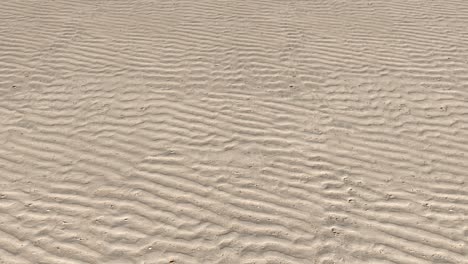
left=1, top=0, right=468, bottom=263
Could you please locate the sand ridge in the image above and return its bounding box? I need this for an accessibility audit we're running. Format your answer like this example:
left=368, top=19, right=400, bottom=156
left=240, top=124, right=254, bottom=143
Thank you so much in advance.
left=0, top=0, right=467, bottom=263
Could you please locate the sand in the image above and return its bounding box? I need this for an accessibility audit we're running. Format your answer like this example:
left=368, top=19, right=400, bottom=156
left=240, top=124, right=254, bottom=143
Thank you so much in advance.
left=1, top=0, right=467, bottom=263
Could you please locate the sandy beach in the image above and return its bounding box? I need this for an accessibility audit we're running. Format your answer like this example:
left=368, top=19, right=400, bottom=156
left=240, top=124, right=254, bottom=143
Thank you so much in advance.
left=1, top=0, right=467, bottom=263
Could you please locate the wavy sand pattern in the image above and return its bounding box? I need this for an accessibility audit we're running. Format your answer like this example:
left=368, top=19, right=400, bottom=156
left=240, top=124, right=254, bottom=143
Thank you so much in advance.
left=1, top=0, right=468, bottom=263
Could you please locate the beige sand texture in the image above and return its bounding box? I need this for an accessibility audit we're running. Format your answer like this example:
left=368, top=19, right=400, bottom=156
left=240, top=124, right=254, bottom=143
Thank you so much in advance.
left=1, top=0, right=468, bottom=263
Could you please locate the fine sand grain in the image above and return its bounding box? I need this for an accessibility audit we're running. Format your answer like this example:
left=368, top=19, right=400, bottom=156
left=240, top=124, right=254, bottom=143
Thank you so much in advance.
left=1, top=0, right=468, bottom=263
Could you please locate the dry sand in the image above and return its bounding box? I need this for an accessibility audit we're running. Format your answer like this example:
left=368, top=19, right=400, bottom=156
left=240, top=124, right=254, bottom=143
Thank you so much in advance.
left=1, top=0, right=468, bottom=263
